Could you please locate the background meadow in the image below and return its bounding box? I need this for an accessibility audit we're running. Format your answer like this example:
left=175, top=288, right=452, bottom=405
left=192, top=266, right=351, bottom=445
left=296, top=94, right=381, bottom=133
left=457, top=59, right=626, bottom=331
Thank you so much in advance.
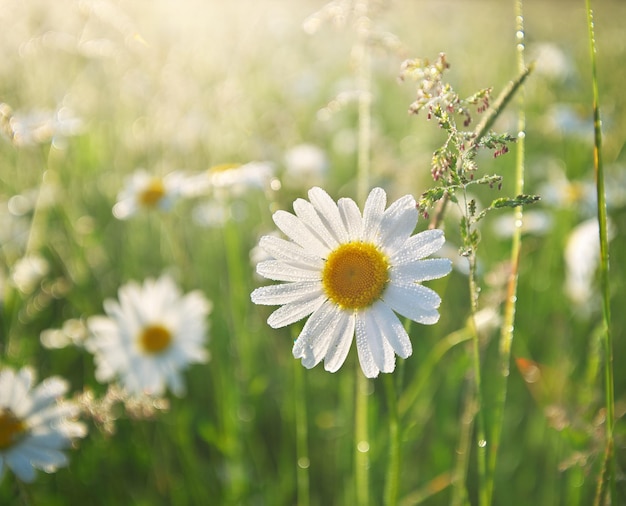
left=1, top=0, right=625, bottom=504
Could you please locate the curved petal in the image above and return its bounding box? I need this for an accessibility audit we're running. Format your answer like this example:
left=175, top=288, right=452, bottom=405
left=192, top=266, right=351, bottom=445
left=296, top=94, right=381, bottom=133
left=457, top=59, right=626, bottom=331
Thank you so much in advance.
left=323, top=312, right=356, bottom=373
left=293, top=301, right=343, bottom=367
left=338, top=197, right=363, bottom=241
left=273, top=210, right=330, bottom=258
left=308, top=187, right=349, bottom=244
left=258, top=235, right=324, bottom=270
left=379, top=194, right=418, bottom=254
left=267, top=293, right=326, bottom=328
left=359, top=307, right=396, bottom=374
left=383, top=282, right=441, bottom=324
left=370, top=301, right=412, bottom=359
left=251, top=281, right=323, bottom=306
left=355, top=312, right=380, bottom=378
left=390, top=229, right=446, bottom=265
left=256, top=260, right=321, bottom=282
left=390, top=258, right=452, bottom=283
left=293, top=198, right=339, bottom=250
left=361, top=187, right=387, bottom=243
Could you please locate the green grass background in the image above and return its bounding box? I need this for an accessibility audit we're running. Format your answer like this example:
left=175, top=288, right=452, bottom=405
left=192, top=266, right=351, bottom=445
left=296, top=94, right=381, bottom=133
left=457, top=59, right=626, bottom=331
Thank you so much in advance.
left=1, top=0, right=625, bottom=504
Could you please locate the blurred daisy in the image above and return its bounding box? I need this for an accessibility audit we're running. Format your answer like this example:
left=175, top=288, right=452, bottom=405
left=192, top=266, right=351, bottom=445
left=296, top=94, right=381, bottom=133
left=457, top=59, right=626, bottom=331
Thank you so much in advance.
left=251, top=187, right=452, bottom=378
left=283, top=144, right=328, bottom=188
left=10, top=254, right=49, bottom=294
left=491, top=210, right=553, bottom=239
left=183, top=162, right=276, bottom=199
left=0, top=367, right=86, bottom=483
left=86, top=275, right=212, bottom=396
left=113, top=169, right=186, bottom=220
left=3, top=105, right=83, bottom=148
left=564, top=218, right=613, bottom=310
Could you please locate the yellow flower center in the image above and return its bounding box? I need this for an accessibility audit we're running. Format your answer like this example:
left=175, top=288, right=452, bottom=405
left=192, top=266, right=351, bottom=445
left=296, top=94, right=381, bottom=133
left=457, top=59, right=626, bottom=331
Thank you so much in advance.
left=139, top=179, right=166, bottom=207
left=322, top=242, right=389, bottom=310
left=208, top=163, right=241, bottom=174
left=0, top=409, right=27, bottom=450
left=139, top=324, right=172, bottom=354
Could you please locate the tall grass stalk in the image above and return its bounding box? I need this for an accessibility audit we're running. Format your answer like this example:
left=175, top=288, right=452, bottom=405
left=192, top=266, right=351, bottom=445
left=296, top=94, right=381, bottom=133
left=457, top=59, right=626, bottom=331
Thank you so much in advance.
left=486, top=1, right=527, bottom=502
left=293, top=348, right=310, bottom=506
left=222, top=221, right=251, bottom=502
left=585, top=1, right=616, bottom=504
left=354, top=2, right=372, bottom=504
left=383, top=373, right=400, bottom=506
left=465, top=255, right=488, bottom=506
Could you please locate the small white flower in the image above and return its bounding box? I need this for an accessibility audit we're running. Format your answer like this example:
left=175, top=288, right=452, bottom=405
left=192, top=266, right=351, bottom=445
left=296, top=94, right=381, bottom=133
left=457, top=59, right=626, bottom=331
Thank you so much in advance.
left=0, top=367, right=86, bottom=483
left=10, top=254, right=49, bottom=294
left=491, top=210, right=553, bottom=239
left=183, top=162, right=276, bottom=200
left=5, top=106, right=83, bottom=148
left=564, top=218, right=613, bottom=310
left=112, top=169, right=186, bottom=220
left=251, top=187, right=452, bottom=378
left=86, top=275, right=212, bottom=396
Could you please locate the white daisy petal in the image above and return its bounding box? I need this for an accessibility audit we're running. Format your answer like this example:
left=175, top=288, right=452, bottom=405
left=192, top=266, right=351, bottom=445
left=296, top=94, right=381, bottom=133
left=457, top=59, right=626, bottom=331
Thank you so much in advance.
left=391, top=258, right=452, bottom=283
left=273, top=210, right=330, bottom=257
left=323, top=312, right=356, bottom=373
left=383, top=282, right=442, bottom=324
left=293, top=301, right=343, bottom=367
left=338, top=197, right=363, bottom=241
left=355, top=312, right=380, bottom=378
left=293, top=198, right=340, bottom=249
left=259, top=235, right=324, bottom=270
left=391, top=229, right=446, bottom=265
left=362, top=306, right=396, bottom=374
left=370, top=301, right=412, bottom=359
left=379, top=194, right=419, bottom=254
left=251, top=281, right=323, bottom=306
left=267, top=293, right=326, bottom=328
left=308, top=187, right=349, bottom=243
left=256, top=260, right=321, bottom=282
left=362, top=187, right=387, bottom=242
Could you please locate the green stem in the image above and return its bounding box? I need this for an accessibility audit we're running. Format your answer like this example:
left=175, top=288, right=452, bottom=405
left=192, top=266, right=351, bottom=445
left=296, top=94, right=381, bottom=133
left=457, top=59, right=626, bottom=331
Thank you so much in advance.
left=222, top=220, right=250, bottom=502
left=467, top=256, right=488, bottom=506
left=293, top=353, right=310, bottom=506
left=585, top=1, right=616, bottom=504
left=354, top=2, right=372, bottom=505
left=383, top=374, right=401, bottom=506
left=355, top=370, right=370, bottom=506
left=486, top=1, right=527, bottom=502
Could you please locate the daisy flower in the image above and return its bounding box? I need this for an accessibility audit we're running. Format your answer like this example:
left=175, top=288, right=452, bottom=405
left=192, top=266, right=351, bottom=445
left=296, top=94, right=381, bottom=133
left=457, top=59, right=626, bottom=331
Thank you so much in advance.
left=112, top=169, right=186, bottom=220
left=86, top=275, right=211, bottom=397
left=251, top=187, right=452, bottom=378
left=0, top=367, right=86, bottom=483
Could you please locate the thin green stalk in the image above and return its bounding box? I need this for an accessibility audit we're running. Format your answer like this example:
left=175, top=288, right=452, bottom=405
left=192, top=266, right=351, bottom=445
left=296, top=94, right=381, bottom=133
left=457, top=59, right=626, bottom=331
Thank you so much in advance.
left=222, top=220, right=251, bottom=502
left=354, top=2, right=372, bottom=505
left=293, top=353, right=310, bottom=506
left=383, top=374, right=400, bottom=506
left=467, top=255, right=488, bottom=506
left=355, top=371, right=370, bottom=506
left=585, top=2, right=616, bottom=504
left=450, top=381, right=476, bottom=506
left=486, top=1, right=527, bottom=502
